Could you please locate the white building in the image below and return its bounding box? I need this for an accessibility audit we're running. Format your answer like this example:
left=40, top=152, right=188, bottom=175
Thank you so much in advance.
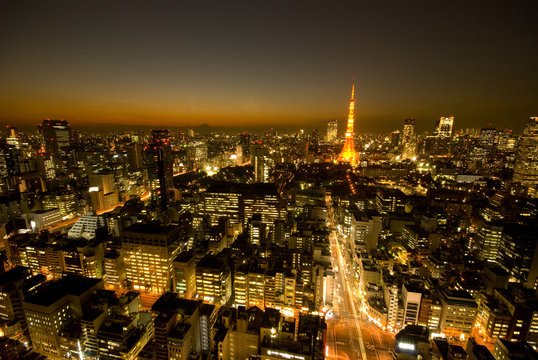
left=68, top=212, right=106, bottom=239
left=28, top=208, right=62, bottom=231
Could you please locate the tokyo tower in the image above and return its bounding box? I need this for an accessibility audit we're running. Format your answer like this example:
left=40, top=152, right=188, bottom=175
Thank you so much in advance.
left=337, top=82, right=359, bottom=165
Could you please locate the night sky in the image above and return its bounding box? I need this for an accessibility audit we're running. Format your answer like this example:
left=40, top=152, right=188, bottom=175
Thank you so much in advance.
left=1, top=1, right=537, bottom=133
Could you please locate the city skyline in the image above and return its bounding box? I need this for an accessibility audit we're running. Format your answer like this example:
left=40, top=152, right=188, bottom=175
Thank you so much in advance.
left=1, top=1, right=537, bottom=132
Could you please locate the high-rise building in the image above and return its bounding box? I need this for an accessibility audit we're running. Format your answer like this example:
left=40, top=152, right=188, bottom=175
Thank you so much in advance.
left=497, top=223, right=538, bottom=287
left=247, top=270, right=265, bottom=309
left=38, top=119, right=75, bottom=172
left=195, top=254, right=231, bottom=305
left=480, top=125, right=498, bottom=158
left=513, top=117, right=538, bottom=196
left=435, top=116, right=455, bottom=137
left=23, top=275, right=104, bottom=358
left=402, top=284, right=422, bottom=326
left=251, top=144, right=270, bottom=183
left=41, top=191, right=78, bottom=218
left=327, top=119, right=338, bottom=143
left=173, top=251, right=197, bottom=299
left=496, top=129, right=516, bottom=152
left=402, top=118, right=417, bottom=159
left=239, top=132, right=251, bottom=159
left=103, top=250, right=126, bottom=289
left=89, top=173, right=116, bottom=194
left=202, top=182, right=285, bottom=227
left=145, top=129, right=174, bottom=208
left=189, top=140, right=208, bottom=163
left=0, top=267, right=45, bottom=342
left=5, top=126, right=20, bottom=149
left=0, top=139, right=20, bottom=194
left=391, top=130, right=401, bottom=151
left=439, top=288, right=477, bottom=339
left=121, top=223, right=182, bottom=295
left=337, top=82, right=359, bottom=165
left=477, top=222, right=503, bottom=263
left=349, top=209, right=381, bottom=252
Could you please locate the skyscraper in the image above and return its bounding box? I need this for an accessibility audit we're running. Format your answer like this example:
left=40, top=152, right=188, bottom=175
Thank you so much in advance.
left=391, top=130, right=401, bottom=151
left=38, top=119, right=75, bottom=172
left=513, top=117, right=538, bottom=196
left=480, top=125, right=498, bottom=159
left=327, top=119, right=338, bottom=143
left=435, top=116, right=454, bottom=137
left=251, top=144, right=270, bottom=182
left=337, top=82, right=359, bottom=165
left=145, top=129, right=174, bottom=208
left=402, top=118, right=417, bottom=159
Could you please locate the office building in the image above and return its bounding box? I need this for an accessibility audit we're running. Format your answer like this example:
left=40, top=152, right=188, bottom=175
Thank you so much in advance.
left=513, top=117, right=538, bottom=196
left=477, top=222, right=503, bottom=263
left=39, top=119, right=75, bottom=172
left=349, top=209, right=381, bottom=252
left=27, top=209, right=62, bottom=232
left=67, top=212, right=106, bottom=239
left=202, top=182, right=285, bottom=227
left=493, top=339, right=538, bottom=360
left=440, top=288, right=478, bottom=340
left=327, top=119, right=338, bottom=143
left=195, top=254, right=231, bottom=305
left=435, top=116, right=455, bottom=138
left=251, top=144, right=270, bottom=183
left=0, top=267, right=45, bottom=341
left=151, top=293, right=205, bottom=360
left=23, top=275, right=103, bottom=358
left=88, top=173, right=119, bottom=211
left=103, top=250, right=126, bottom=289
left=402, top=118, right=417, bottom=160
left=498, top=223, right=538, bottom=287
left=402, top=284, right=423, bottom=326
left=145, top=129, right=174, bottom=208
left=121, top=222, right=182, bottom=295
left=173, top=251, right=197, bottom=299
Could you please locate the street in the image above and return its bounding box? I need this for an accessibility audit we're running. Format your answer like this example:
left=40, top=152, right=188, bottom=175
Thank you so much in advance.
left=326, top=200, right=394, bottom=360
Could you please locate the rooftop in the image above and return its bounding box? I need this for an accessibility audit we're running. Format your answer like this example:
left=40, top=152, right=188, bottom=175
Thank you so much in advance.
left=0, top=266, right=30, bottom=286
left=122, top=222, right=179, bottom=235
left=174, top=251, right=194, bottom=263
left=206, top=181, right=279, bottom=196
left=24, top=275, right=102, bottom=307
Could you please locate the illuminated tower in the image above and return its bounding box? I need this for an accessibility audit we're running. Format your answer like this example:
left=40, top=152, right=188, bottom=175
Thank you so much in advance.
left=337, top=82, right=359, bottom=165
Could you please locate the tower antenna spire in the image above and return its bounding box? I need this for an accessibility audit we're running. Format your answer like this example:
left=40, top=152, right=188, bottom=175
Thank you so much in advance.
left=337, top=80, right=359, bottom=165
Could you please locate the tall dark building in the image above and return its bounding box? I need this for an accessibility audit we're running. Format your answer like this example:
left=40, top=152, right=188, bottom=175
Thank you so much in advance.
left=498, top=223, right=538, bottom=288
left=145, top=129, right=174, bottom=207
left=239, top=132, right=251, bottom=159
left=391, top=130, right=401, bottom=151
left=38, top=119, right=75, bottom=172
left=0, top=139, right=19, bottom=195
